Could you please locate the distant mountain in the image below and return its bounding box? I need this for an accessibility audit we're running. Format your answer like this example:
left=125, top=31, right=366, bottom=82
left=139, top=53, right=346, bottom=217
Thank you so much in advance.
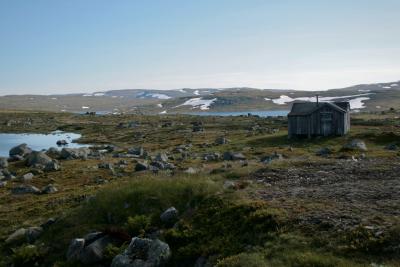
left=0, top=81, right=399, bottom=114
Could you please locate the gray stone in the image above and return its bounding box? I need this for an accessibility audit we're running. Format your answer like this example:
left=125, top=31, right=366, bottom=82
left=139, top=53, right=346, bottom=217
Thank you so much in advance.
left=111, top=237, right=171, bottom=267
left=44, top=161, right=60, bottom=171
left=56, top=139, right=68, bottom=146
left=98, top=162, right=114, bottom=170
left=66, top=238, right=85, bottom=261
left=316, top=147, right=332, bottom=156
left=215, top=136, right=229, bottom=145
left=41, top=184, right=58, bottom=194
left=385, top=143, right=398, bottom=151
left=260, top=152, right=283, bottom=163
left=160, top=207, right=179, bottom=225
left=184, top=167, right=197, bottom=174
left=20, top=172, right=34, bottom=181
left=60, top=147, right=90, bottom=160
left=135, top=162, right=148, bottom=171
left=9, top=143, right=32, bottom=158
left=26, top=226, right=43, bottom=243
left=342, top=139, right=367, bottom=151
left=12, top=184, right=40, bottom=195
left=203, top=152, right=221, bottom=161
left=155, top=153, right=168, bottom=162
left=5, top=228, right=27, bottom=245
left=223, top=152, right=246, bottom=161
left=46, top=147, right=61, bottom=158
left=223, top=180, right=237, bottom=190
left=0, top=157, right=8, bottom=168
left=80, top=236, right=112, bottom=264
left=0, top=181, right=7, bottom=188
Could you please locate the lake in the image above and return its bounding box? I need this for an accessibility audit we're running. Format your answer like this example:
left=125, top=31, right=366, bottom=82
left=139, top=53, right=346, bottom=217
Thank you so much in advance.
left=0, top=131, right=87, bottom=157
left=185, top=110, right=289, bottom=117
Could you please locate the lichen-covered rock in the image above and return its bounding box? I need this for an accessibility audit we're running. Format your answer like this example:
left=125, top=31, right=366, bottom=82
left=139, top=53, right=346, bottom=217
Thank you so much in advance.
left=5, top=226, right=42, bottom=245
left=20, top=172, right=34, bottom=181
left=111, top=237, right=171, bottom=267
left=66, top=238, right=85, bottom=261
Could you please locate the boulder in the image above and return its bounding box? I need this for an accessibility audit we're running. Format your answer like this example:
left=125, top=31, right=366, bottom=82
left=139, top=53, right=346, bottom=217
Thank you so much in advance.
left=41, top=184, right=58, bottom=194
left=46, top=147, right=61, bottom=158
left=342, top=139, right=367, bottom=151
left=223, top=152, right=246, bottom=161
left=66, top=238, right=85, bottom=261
left=203, top=152, right=221, bottom=162
left=26, top=226, right=43, bottom=243
left=128, top=147, right=147, bottom=158
left=160, top=207, right=179, bottom=226
left=0, top=157, right=8, bottom=168
left=98, top=162, right=114, bottom=170
left=260, top=152, right=283, bottom=163
left=184, top=167, right=197, bottom=174
left=385, top=143, right=398, bottom=151
left=44, top=161, right=60, bottom=171
left=56, top=139, right=68, bottom=146
left=316, top=147, right=332, bottom=156
left=12, top=184, right=40, bottom=195
left=223, top=180, right=237, bottom=190
left=111, top=237, right=171, bottom=267
left=135, top=162, right=149, bottom=172
left=215, top=136, right=229, bottom=145
left=60, top=147, right=90, bottom=160
left=9, top=143, right=32, bottom=158
left=25, top=151, right=53, bottom=167
left=150, top=161, right=175, bottom=170
left=80, top=236, right=113, bottom=264
left=5, top=228, right=27, bottom=245
left=5, top=226, right=42, bottom=245
left=155, top=153, right=168, bottom=162
left=20, top=172, right=34, bottom=181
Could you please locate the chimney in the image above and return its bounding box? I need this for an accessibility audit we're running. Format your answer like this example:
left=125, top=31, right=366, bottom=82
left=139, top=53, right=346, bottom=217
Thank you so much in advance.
left=316, top=94, right=319, bottom=106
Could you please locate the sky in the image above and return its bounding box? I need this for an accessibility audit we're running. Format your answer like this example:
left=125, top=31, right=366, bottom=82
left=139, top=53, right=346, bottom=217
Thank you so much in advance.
left=0, top=0, right=400, bottom=95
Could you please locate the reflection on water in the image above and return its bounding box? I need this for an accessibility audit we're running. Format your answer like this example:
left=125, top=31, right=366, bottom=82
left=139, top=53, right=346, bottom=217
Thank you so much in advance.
left=0, top=131, right=87, bottom=157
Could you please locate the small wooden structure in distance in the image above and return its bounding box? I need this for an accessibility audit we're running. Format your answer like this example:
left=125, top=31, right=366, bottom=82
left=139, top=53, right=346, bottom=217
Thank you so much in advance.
left=288, top=96, right=350, bottom=138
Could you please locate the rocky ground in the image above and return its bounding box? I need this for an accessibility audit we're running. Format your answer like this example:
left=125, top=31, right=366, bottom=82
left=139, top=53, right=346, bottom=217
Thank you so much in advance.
left=0, top=110, right=399, bottom=267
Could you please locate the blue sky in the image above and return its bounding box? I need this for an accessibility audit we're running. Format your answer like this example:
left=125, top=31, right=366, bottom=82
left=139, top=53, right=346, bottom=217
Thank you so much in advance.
left=1, top=0, right=400, bottom=94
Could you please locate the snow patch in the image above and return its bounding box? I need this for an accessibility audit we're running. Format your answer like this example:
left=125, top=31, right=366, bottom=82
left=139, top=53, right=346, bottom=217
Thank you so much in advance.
left=159, top=110, right=167, bottom=114
left=94, top=92, right=105, bottom=96
left=151, top=93, right=171, bottom=99
left=82, top=106, right=90, bottom=109
left=272, top=93, right=372, bottom=109
left=264, top=98, right=271, bottom=101
left=390, top=84, right=398, bottom=87
left=349, top=97, right=370, bottom=109
left=176, top=97, right=217, bottom=110
left=157, top=103, right=163, bottom=108
left=83, top=94, right=92, bottom=97
left=382, top=86, right=391, bottom=89
left=358, top=89, right=370, bottom=92
left=193, top=90, right=200, bottom=95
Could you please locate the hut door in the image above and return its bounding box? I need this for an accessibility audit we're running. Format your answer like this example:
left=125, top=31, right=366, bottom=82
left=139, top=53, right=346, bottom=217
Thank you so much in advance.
left=320, top=112, right=332, bottom=136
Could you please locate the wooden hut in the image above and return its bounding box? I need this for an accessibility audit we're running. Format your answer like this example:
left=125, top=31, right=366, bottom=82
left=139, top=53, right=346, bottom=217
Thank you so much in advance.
left=288, top=98, right=350, bottom=138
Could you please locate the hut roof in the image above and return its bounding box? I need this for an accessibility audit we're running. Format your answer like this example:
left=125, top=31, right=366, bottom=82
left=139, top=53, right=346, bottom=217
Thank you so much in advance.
left=288, top=102, right=347, bottom=116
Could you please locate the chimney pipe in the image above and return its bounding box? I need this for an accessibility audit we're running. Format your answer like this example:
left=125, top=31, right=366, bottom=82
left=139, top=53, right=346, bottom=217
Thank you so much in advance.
left=316, top=94, right=319, bottom=106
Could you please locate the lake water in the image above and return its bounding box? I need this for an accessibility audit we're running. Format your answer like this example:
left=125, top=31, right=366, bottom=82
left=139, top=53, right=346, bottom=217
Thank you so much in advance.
left=0, top=131, right=86, bottom=157
left=185, top=110, right=289, bottom=117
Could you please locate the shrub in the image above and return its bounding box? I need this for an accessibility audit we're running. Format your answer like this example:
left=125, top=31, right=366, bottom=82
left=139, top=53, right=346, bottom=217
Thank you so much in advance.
left=125, top=215, right=151, bottom=236
left=11, top=245, right=46, bottom=267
